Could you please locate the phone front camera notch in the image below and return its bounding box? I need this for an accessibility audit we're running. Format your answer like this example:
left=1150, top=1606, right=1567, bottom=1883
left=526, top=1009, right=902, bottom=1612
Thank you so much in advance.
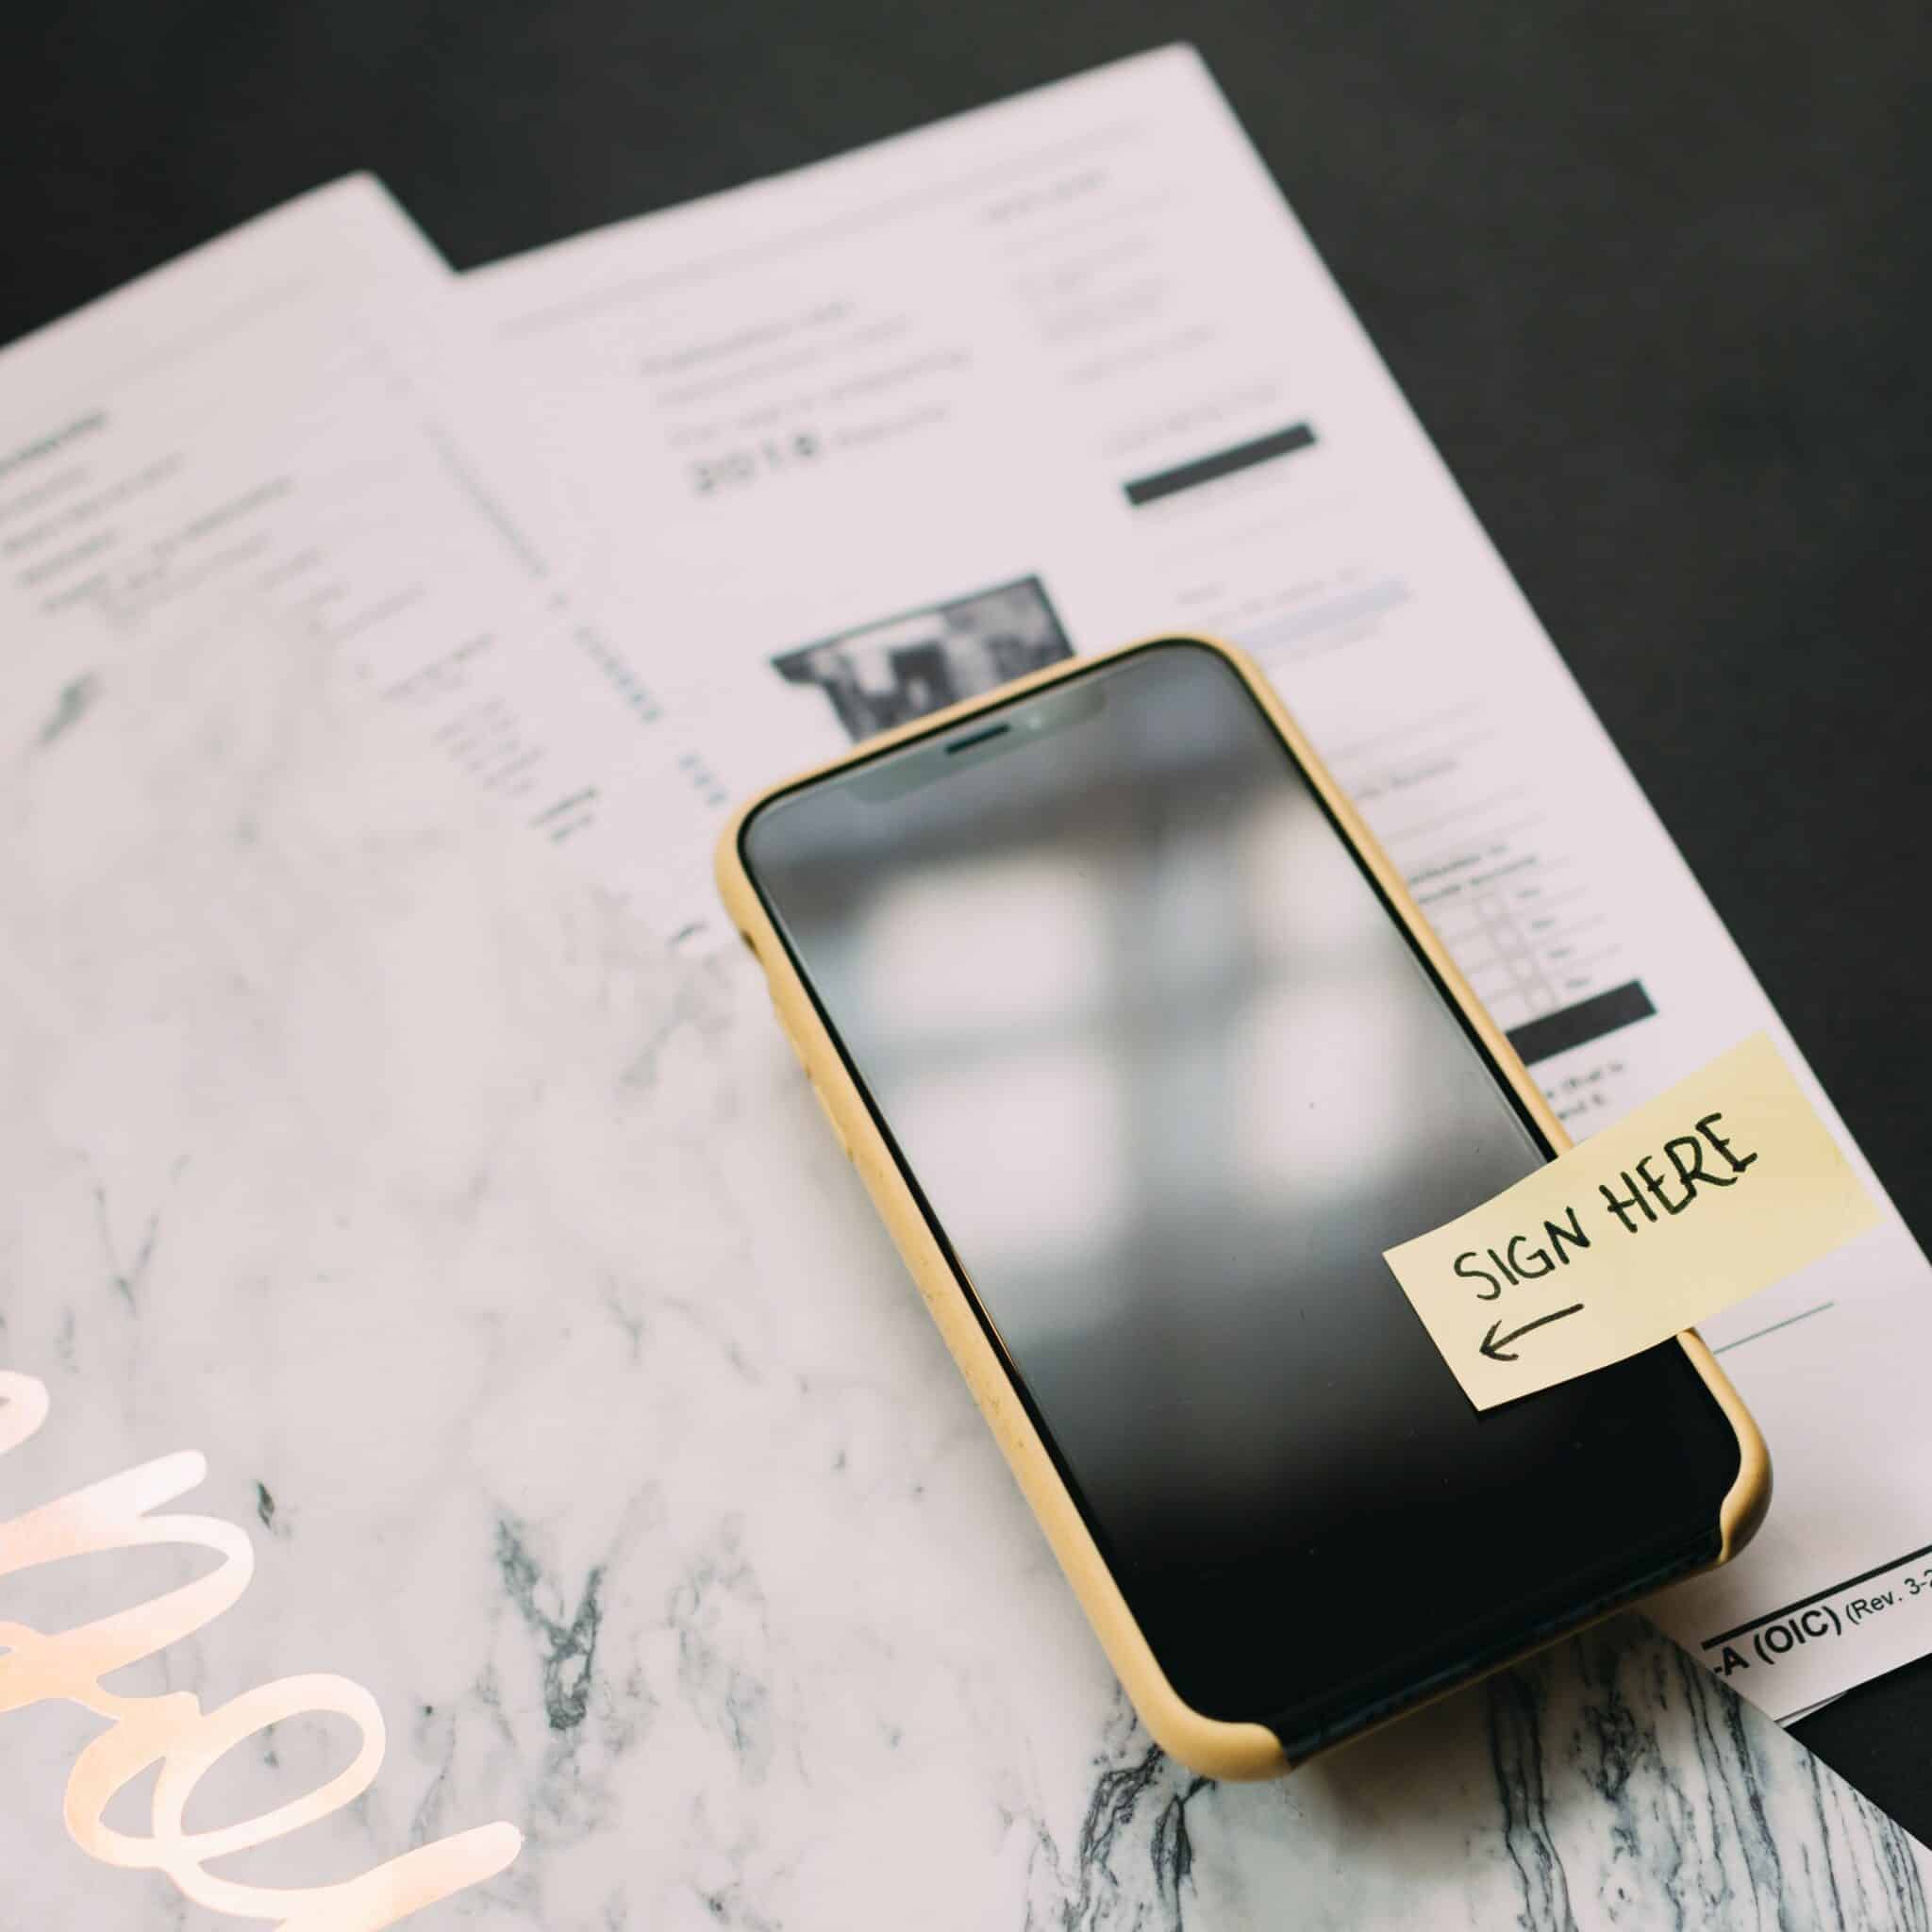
left=945, top=723, right=1011, bottom=756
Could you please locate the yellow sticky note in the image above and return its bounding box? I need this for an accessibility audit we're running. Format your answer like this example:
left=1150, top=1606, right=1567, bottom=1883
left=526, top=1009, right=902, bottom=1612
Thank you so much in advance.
left=1384, top=1031, right=1881, bottom=1409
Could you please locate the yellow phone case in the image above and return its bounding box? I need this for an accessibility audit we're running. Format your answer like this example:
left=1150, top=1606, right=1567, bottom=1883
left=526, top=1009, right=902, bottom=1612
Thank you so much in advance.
left=715, top=633, right=1770, bottom=1780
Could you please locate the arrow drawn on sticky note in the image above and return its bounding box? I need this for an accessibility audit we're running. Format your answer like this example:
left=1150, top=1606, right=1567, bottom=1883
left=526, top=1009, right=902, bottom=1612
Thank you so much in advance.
left=1479, top=1304, right=1585, bottom=1362
left=1384, top=1031, right=1884, bottom=1409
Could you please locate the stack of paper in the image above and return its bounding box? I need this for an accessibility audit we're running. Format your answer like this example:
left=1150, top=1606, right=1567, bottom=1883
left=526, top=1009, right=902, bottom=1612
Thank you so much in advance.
left=3, top=44, right=1925, bottom=1727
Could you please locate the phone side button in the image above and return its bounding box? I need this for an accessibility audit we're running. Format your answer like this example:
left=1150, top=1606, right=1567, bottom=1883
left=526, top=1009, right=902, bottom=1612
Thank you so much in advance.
left=808, top=1079, right=855, bottom=1161
left=769, top=995, right=813, bottom=1072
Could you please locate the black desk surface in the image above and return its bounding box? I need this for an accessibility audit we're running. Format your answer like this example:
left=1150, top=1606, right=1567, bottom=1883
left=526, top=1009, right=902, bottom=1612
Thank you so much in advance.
left=8, top=0, right=1928, bottom=1842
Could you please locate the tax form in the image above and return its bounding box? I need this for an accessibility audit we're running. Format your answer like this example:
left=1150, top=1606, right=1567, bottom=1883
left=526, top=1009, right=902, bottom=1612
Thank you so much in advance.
left=464, top=46, right=1932, bottom=1721
left=0, top=178, right=708, bottom=903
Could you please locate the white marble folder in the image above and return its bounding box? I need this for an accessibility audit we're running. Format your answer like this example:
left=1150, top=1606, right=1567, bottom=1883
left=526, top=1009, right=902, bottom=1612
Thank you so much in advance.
left=0, top=507, right=1925, bottom=1929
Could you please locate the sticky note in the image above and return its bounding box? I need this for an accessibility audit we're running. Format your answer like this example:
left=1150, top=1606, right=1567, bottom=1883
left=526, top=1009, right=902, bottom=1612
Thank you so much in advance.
left=1383, top=1032, right=1882, bottom=1409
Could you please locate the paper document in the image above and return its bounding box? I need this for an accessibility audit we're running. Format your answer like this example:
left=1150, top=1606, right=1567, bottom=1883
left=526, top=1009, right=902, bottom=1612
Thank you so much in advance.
left=0, top=178, right=711, bottom=910
left=463, top=46, right=1932, bottom=1720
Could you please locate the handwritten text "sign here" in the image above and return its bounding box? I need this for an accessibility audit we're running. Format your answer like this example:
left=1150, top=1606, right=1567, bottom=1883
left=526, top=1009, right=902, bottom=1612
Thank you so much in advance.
left=1383, top=1033, right=1880, bottom=1408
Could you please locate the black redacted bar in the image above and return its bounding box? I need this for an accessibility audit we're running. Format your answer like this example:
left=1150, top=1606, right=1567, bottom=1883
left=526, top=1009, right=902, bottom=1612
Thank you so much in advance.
left=1122, top=422, right=1317, bottom=506
left=1507, top=980, right=1657, bottom=1066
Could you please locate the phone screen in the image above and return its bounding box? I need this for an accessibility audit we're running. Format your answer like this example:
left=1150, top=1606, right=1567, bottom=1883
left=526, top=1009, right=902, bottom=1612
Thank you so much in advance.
left=741, top=640, right=1740, bottom=1752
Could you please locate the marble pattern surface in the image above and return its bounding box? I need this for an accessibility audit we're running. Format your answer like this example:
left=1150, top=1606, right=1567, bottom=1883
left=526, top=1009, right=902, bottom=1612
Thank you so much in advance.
left=1, top=615, right=1926, bottom=1929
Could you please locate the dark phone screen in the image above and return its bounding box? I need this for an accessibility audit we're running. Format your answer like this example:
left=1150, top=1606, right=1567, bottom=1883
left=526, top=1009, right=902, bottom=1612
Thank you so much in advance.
left=742, top=641, right=1740, bottom=1751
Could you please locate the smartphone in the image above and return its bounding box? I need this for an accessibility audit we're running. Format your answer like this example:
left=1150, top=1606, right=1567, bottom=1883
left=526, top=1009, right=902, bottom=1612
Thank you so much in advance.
left=719, top=636, right=1767, bottom=1778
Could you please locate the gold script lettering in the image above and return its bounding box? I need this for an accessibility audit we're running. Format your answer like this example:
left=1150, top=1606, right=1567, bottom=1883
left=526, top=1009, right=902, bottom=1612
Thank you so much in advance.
left=0, top=1371, right=525, bottom=1927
